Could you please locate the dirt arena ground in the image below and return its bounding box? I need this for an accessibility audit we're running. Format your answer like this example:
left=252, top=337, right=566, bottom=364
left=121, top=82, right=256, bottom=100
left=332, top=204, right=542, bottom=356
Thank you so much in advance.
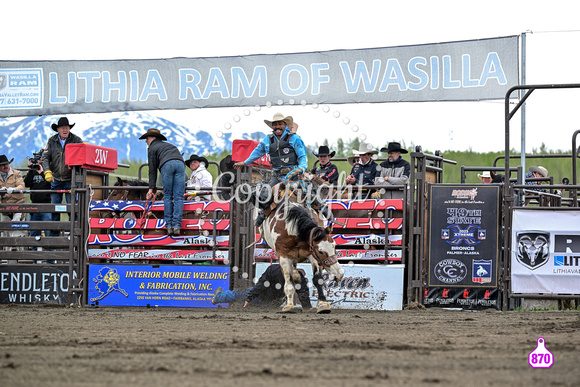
left=0, top=305, right=578, bottom=387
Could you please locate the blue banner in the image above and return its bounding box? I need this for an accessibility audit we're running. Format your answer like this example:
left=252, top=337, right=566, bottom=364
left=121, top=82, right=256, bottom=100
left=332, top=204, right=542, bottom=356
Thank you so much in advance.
left=88, top=264, right=229, bottom=307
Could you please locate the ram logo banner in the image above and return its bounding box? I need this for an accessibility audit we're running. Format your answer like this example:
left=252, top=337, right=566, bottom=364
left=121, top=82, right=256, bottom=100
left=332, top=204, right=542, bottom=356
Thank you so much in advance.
left=516, top=232, right=550, bottom=270
left=511, top=209, right=580, bottom=294
left=0, top=36, right=518, bottom=116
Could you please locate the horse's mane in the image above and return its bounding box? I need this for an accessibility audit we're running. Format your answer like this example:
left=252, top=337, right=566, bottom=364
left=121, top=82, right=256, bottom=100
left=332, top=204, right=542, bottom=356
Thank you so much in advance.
left=284, top=204, right=327, bottom=242
left=122, top=179, right=148, bottom=187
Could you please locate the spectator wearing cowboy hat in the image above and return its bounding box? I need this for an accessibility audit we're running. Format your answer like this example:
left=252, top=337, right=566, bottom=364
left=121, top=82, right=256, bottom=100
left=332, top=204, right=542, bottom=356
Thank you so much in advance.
left=185, top=154, right=213, bottom=200
left=139, top=128, right=185, bottom=236
left=477, top=171, right=493, bottom=184
left=375, top=141, right=411, bottom=199
left=233, top=112, right=308, bottom=227
left=312, top=145, right=339, bottom=185
left=525, top=165, right=549, bottom=192
left=217, top=155, right=236, bottom=201
left=345, top=142, right=379, bottom=198
left=0, top=154, right=26, bottom=250
left=41, top=117, right=83, bottom=237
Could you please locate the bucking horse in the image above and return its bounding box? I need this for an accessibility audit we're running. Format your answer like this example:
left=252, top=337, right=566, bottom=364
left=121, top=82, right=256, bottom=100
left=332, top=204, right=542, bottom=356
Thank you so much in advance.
left=254, top=182, right=344, bottom=313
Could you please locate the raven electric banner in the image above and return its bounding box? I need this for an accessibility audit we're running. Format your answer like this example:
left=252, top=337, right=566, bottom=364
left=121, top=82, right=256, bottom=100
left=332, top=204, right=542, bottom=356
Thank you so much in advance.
left=0, top=36, right=518, bottom=117
left=255, top=262, right=404, bottom=310
left=425, top=184, right=501, bottom=309
left=87, top=264, right=229, bottom=307
left=511, top=208, right=580, bottom=294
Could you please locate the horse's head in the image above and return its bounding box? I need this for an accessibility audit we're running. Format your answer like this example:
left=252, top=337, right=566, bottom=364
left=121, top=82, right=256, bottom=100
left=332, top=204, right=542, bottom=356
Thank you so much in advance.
left=309, top=226, right=344, bottom=282
left=106, top=177, right=129, bottom=201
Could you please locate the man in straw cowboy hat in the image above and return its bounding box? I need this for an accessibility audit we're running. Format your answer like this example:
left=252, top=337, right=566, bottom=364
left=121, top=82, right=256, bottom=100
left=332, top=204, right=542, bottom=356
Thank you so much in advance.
left=234, top=112, right=311, bottom=226
left=312, top=145, right=339, bottom=185
left=477, top=171, right=493, bottom=184
left=375, top=141, right=411, bottom=199
left=525, top=165, right=549, bottom=192
left=41, top=117, right=83, bottom=237
left=139, top=128, right=185, bottom=236
left=345, top=142, right=379, bottom=198
left=0, top=154, right=26, bottom=250
left=185, top=154, right=213, bottom=200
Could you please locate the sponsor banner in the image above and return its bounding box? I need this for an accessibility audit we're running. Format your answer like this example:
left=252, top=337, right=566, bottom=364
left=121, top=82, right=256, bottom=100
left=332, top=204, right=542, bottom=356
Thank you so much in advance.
left=254, top=234, right=401, bottom=246
left=0, top=36, right=518, bottom=117
left=328, top=218, right=402, bottom=230
left=511, top=209, right=580, bottom=294
left=256, top=262, right=404, bottom=310
left=254, top=248, right=401, bottom=261
left=328, top=199, right=404, bottom=211
left=423, top=287, right=500, bottom=310
left=88, top=264, right=229, bottom=307
left=90, top=200, right=230, bottom=213
left=427, top=185, right=501, bottom=288
left=88, top=249, right=228, bottom=261
left=88, top=234, right=229, bottom=247
left=0, top=265, right=71, bottom=305
left=89, top=218, right=230, bottom=231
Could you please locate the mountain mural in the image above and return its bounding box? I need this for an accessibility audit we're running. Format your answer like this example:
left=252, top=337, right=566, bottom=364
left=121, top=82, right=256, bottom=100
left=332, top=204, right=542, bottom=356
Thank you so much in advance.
left=0, top=112, right=266, bottom=166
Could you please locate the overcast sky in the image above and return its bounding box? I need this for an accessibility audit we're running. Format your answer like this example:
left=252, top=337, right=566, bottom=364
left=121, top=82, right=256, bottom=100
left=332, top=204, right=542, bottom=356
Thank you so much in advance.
left=4, top=0, right=580, bottom=154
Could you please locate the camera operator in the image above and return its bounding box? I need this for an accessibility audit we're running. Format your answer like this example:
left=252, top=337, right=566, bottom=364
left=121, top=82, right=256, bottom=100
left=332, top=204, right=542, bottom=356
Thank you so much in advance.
left=0, top=154, right=26, bottom=252
left=24, top=150, right=51, bottom=251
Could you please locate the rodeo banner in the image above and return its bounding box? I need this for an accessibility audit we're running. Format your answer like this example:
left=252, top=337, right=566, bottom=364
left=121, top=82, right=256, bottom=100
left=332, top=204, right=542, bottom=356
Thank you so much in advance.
left=425, top=184, right=501, bottom=309
left=511, top=208, right=580, bottom=294
left=87, top=264, right=229, bottom=308
left=0, top=36, right=518, bottom=117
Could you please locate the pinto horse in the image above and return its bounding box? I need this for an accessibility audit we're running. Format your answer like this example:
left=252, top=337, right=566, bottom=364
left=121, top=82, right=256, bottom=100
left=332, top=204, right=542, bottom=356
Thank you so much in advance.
left=259, top=183, right=344, bottom=313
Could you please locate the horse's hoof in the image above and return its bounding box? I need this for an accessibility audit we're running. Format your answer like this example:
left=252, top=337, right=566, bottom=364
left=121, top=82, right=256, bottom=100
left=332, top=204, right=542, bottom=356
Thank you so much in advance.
left=279, top=305, right=298, bottom=313
left=316, top=301, right=331, bottom=314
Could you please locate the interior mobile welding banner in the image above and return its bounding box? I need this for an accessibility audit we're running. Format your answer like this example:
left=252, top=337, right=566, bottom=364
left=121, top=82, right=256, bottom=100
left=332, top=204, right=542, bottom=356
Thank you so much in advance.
left=511, top=208, right=580, bottom=294
left=425, top=184, right=501, bottom=309
left=0, top=36, right=518, bottom=117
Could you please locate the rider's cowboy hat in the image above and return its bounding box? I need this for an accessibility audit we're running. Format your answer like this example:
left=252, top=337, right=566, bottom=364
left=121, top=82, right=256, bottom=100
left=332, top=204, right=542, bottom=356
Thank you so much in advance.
left=0, top=155, right=14, bottom=165
left=352, top=142, right=378, bottom=156
left=185, top=154, right=209, bottom=168
left=477, top=171, right=493, bottom=180
left=264, top=112, right=293, bottom=130
left=529, top=166, right=548, bottom=177
left=380, top=141, right=408, bottom=154
left=139, top=128, right=167, bottom=141
left=312, top=145, right=336, bottom=158
left=51, top=117, right=75, bottom=132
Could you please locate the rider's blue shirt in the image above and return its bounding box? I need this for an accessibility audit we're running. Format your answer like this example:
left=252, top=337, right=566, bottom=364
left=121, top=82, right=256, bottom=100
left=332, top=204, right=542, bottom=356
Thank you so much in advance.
left=244, top=127, right=308, bottom=171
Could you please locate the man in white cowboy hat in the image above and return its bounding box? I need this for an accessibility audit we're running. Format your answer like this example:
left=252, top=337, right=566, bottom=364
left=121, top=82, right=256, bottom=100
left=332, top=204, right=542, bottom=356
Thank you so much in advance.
left=345, top=142, right=379, bottom=198
left=312, top=145, right=339, bottom=185
left=139, top=128, right=186, bottom=236
left=477, top=171, right=493, bottom=184
left=375, top=141, right=411, bottom=199
left=525, top=165, right=549, bottom=192
left=185, top=154, right=213, bottom=200
left=0, top=154, right=26, bottom=251
left=233, top=112, right=310, bottom=226
left=41, top=117, right=83, bottom=237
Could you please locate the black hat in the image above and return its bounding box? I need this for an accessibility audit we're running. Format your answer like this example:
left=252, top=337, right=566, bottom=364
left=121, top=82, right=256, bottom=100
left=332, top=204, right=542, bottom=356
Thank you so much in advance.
left=0, top=155, right=14, bottom=165
left=219, top=155, right=234, bottom=172
left=185, top=154, right=209, bottom=168
left=138, top=128, right=167, bottom=141
left=380, top=141, right=408, bottom=154
left=312, top=145, right=336, bottom=158
left=51, top=117, right=75, bottom=132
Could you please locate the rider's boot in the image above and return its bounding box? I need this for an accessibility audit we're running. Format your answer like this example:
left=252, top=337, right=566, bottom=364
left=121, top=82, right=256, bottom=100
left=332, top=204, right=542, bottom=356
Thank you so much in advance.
left=254, top=186, right=273, bottom=228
